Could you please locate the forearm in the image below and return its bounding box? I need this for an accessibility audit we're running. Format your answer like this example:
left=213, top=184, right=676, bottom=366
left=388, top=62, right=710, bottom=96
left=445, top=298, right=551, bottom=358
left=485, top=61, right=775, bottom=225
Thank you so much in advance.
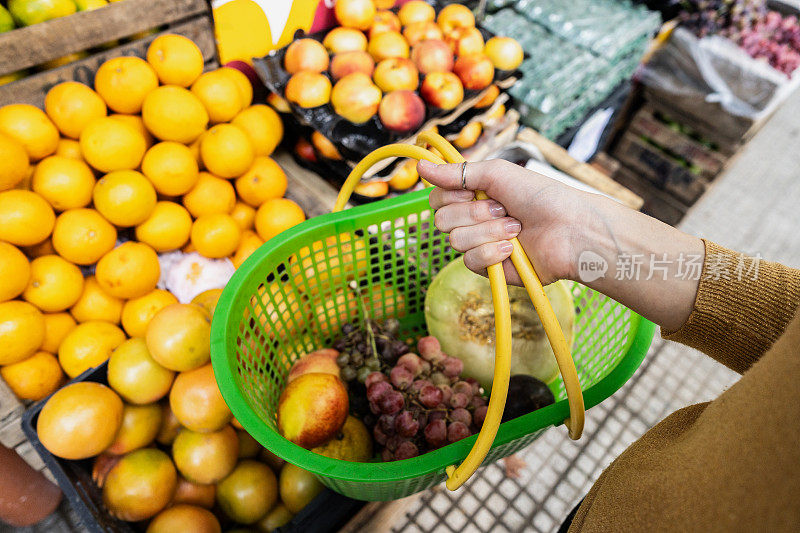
left=567, top=195, right=704, bottom=332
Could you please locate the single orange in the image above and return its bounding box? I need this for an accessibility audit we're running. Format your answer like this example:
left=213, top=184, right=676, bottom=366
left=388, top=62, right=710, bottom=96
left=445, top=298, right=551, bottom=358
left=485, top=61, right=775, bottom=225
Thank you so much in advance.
left=0, top=133, right=30, bottom=190
left=58, top=320, right=126, bottom=378
left=231, top=104, right=282, bottom=157
left=220, top=67, right=253, bottom=107
left=54, top=138, right=84, bottom=160
left=70, top=275, right=123, bottom=324
left=0, top=242, right=30, bottom=302
left=44, top=81, right=107, bottom=139
left=120, top=289, right=178, bottom=338
left=32, top=155, right=95, bottom=210
left=108, top=337, right=175, bottom=404
left=191, top=69, right=243, bottom=124
left=94, top=56, right=159, bottom=114
left=169, top=363, right=231, bottom=432
left=0, top=104, right=59, bottom=161
left=0, top=300, right=46, bottom=365
left=23, top=254, right=84, bottom=312
left=147, top=34, right=204, bottom=87
left=141, top=141, right=199, bottom=196
left=102, top=448, right=177, bottom=521
left=255, top=198, right=305, bottom=242
left=171, top=426, right=238, bottom=484
left=145, top=303, right=211, bottom=372
left=23, top=238, right=56, bottom=259
left=93, top=170, right=157, bottom=226
left=0, top=351, right=64, bottom=401
left=109, top=114, right=154, bottom=148
left=234, top=156, right=287, bottom=207
left=41, top=311, right=77, bottom=353
left=200, top=124, right=254, bottom=178
left=230, top=201, right=255, bottom=231
left=106, top=402, right=163, bottom=455
left=190, top=288, right=223, bottom=317
left=135, top=201, right=193, bottom=252
left=51, top=208, right=117, bottom=265
left=147, top=504, right=221, bottom=533
left=141, top=86, right=208, bottom=144
left=0, top=189, right=55, bottom=246
left=80, top=116, right=146, bottom=173
left=182, top=172, right=236, bottom=217
left=232, top=230, right=264, bottom=269
left=190, top=213, right=241, bottom=259
left=96, top=242, right=160, bottom=299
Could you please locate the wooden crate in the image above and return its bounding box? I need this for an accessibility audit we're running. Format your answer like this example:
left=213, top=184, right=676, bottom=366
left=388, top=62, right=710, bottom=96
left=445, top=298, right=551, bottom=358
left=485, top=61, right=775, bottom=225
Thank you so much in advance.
left=0, top=0, right=217, bottom=108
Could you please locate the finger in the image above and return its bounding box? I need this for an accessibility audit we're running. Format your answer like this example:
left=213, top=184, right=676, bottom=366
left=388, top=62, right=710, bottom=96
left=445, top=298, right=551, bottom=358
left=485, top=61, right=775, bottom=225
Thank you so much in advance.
left=448, top=218, right=521, bottom=252
left=418, top=159, right=514, bottom=193
left=434, top=199, right=507, bottom=233
left=429, top=187, right=474, bottom=209
left=463, top=241, right=514, bottom=273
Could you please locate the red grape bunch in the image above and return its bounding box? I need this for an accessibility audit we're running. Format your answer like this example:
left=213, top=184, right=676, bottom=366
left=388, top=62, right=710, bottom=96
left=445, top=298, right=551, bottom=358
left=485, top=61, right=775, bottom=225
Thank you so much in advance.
left=364, top=336, right=489, bottom=461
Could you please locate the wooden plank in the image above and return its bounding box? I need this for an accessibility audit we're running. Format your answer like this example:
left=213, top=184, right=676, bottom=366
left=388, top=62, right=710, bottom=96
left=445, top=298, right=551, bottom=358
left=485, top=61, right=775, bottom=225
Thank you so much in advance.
left=613, top=132, right=708, bottom=205
left=0, top=17, right=217, bottom=108
left=517, top=127, right=644, bottom=210
left=612, top=164, right=690, bottom=226
left=0, top=378, right=23, bottom=424
left=15, top=440, right=46, bottom=472
left=275, top=151, right=342, bottom=218
left=0, top=0, right=209, bottom=75
left=0, top=414, right=25, bottom=448
left=629, top=106, right=727, bottom=179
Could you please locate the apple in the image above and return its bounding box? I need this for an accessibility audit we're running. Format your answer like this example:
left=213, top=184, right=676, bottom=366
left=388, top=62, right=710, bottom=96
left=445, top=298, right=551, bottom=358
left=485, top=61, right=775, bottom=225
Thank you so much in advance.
left=453, top=53, right=494, bottom=91
left=277, top=373, right=348, bottom=449
left=331, top=72, right=382, bottom=124
left=389, top=159, right=420, bottom=191
left=453, top=121, right=482, bottom=149
left=403, top=20, right=444, bottom=47
left=267, top=92, right=291, bottom=113
left=398, top=0, right=435, bottom=26
left=437, top=3, right=475, bottom=34
left=484, top=36, right=524, bottom=71
left=311, top=131, right=343, bottom=160
left=420, top=71, right=463, bottom=110
left=411, top=39, right=454, bottom=75
left=373, top=57, right=419, bottom=92
left=284, top=38, right=329, bottom=74
left=367, top=31, right=410, bottom=62
left=474, top=84, right=499, bottom=108
left=445, top=26, right=485, bottom=56
left=294, top=138, right=317, bottom=163
left=369, top=10, right=401, bottom=39
left=334, top=0, right=377, bottom=31
left=378, top=90, right=426, bottom=133
left=287, top=349, right=340, bottom=383
left=330, top=50, right=375, bottom=81
left=322, top=27, right=368, bottom=54
left=285, top=71, right=332, bottom=108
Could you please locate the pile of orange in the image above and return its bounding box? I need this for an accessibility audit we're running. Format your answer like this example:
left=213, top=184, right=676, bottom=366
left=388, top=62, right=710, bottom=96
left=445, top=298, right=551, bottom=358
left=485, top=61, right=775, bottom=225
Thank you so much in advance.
left=0, top=33, right=319, bottom=531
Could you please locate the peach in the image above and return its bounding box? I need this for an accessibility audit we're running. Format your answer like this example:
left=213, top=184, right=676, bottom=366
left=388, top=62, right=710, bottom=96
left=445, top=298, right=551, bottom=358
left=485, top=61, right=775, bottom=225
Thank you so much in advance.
left=331, top=73, right=382, bottom=124
left=403, top=20, right=444, bottom=47
left=453, top=121, right=482, bottom=149
left=277, top=373, right=348, bottom=449
left=388, top=159, right=420, bottom=191
left=373, top=57, right=419, bottom=92
left=474, top=84, right=500, bottom=108
left=353, top=181, right=389, bottom=199
left=378, top=90, right=426, bottom=133
left=284, top=38, right=329, bottom=74
left=284, top=71, right=332, bottom=108
left=287, top=349, right=340, bottom=383
left=369, top=10, right=401, bottom=39
left=294, top=138, right=317, bottom=163
left=437, top=3, right=475, bottom=34
left=445, top=26, right=485, bottom=56
left=454, top=53, right=494, bottom=91
left=367, top=31, right=409, bottom=62
left=420, top=71, right=463, bottom=110
left=484, top=36, right=524, bottom=71
left=411, top=39, right=454, bottom=75
left=323, top=27, right=368, bottom=54
left=398, top=1, right=435, bottom=26
left=330, top=50, right=375, bottom=81
left=485, top=103, right=506, bottom=123
left=267, top=92, right=291, bottom=113
left=335, top=0, right=376, bottom=31
left=311, top=131, right=343, bottom=161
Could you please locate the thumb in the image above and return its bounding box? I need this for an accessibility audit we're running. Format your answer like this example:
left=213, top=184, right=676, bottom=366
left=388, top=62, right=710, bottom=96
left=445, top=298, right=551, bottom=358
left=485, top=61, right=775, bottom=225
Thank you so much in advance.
left=417, top=159, right=510, bottom=195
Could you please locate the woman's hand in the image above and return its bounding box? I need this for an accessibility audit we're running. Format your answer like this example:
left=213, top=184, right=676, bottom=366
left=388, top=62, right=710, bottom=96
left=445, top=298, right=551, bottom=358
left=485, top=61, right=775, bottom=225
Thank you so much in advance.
left=421, top=158, right=595, bottom=286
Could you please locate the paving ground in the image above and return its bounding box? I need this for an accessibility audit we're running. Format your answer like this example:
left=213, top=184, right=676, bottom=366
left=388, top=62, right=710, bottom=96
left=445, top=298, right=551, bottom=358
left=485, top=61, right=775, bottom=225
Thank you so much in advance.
left=390, top=89, right=800, bottom=532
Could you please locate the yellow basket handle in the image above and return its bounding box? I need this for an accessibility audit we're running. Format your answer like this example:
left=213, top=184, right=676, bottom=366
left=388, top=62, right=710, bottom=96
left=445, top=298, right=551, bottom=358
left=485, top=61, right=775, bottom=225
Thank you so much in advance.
left=333, top=132, right=584, bottom=491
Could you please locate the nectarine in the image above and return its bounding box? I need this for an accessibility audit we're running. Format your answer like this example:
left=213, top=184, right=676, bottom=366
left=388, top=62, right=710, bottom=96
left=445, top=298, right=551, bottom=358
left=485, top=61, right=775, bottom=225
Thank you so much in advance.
left=331, top=73, right=382, bottom=124
left=373, top=57, right=419, bottom=92
left=367, top=31, right=410, bottom=62
left=369, top=10, right=401, bottom=39
left=284, top=38, right=329, bottom=74
left=323, top=27, right=368, bottom=54
left=484, top=36, right=524, bottom=71
left=411, top=39, right=454, bottom=75
left=403, top=20, right=444, bottom=47
left=437, top=3, right=475, bottom=33
left=287, top=349, right=340, bottom=383
left=398, top=1, right=435, bottom=26
left=420, top=71, right=463, bottom=110
left=453, top=53, right=494, bottom=91
left=474, top=84, right=500, bottom=108
left=335, top=0, right=377, bottom=31
left=453, top=121, right=482, bottom=149
left=285, top=71, right=332, bottom=108
left=330, top=50, right=375, bottom=81
left=378, top=90, right=426, bottom=133
left=311, top=131, right=343, bottom=161
left=445, top=26, right=484, bottom=56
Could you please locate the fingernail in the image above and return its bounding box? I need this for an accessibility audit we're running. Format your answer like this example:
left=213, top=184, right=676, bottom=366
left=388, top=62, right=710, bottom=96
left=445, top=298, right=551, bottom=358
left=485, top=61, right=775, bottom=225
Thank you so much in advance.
left=505, top=220, right=522, bottom=235
left=489, top=202, right=506, bottom=218
left=498, top=241, right=514, bottom=254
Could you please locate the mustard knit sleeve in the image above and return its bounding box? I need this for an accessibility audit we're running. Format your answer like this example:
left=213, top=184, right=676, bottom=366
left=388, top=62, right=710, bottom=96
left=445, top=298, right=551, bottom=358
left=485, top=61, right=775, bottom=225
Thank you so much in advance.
left=662, top=240, right=800, bottom=373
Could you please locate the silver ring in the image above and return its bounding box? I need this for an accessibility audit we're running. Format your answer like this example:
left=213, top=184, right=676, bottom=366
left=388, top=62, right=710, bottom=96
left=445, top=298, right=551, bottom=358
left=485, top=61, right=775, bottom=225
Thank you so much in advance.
left=461, top=161, right=468, bottom=190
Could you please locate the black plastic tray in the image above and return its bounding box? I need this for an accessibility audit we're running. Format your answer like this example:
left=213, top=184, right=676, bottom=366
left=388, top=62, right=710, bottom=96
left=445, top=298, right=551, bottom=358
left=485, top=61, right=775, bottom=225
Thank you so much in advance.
left=21, top=362, right=366, bottom=533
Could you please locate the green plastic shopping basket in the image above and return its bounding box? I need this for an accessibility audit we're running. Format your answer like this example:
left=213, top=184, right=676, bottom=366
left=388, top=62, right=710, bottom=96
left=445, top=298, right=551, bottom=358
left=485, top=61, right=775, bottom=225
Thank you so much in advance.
left=210, top=187, right=655, bottom=501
